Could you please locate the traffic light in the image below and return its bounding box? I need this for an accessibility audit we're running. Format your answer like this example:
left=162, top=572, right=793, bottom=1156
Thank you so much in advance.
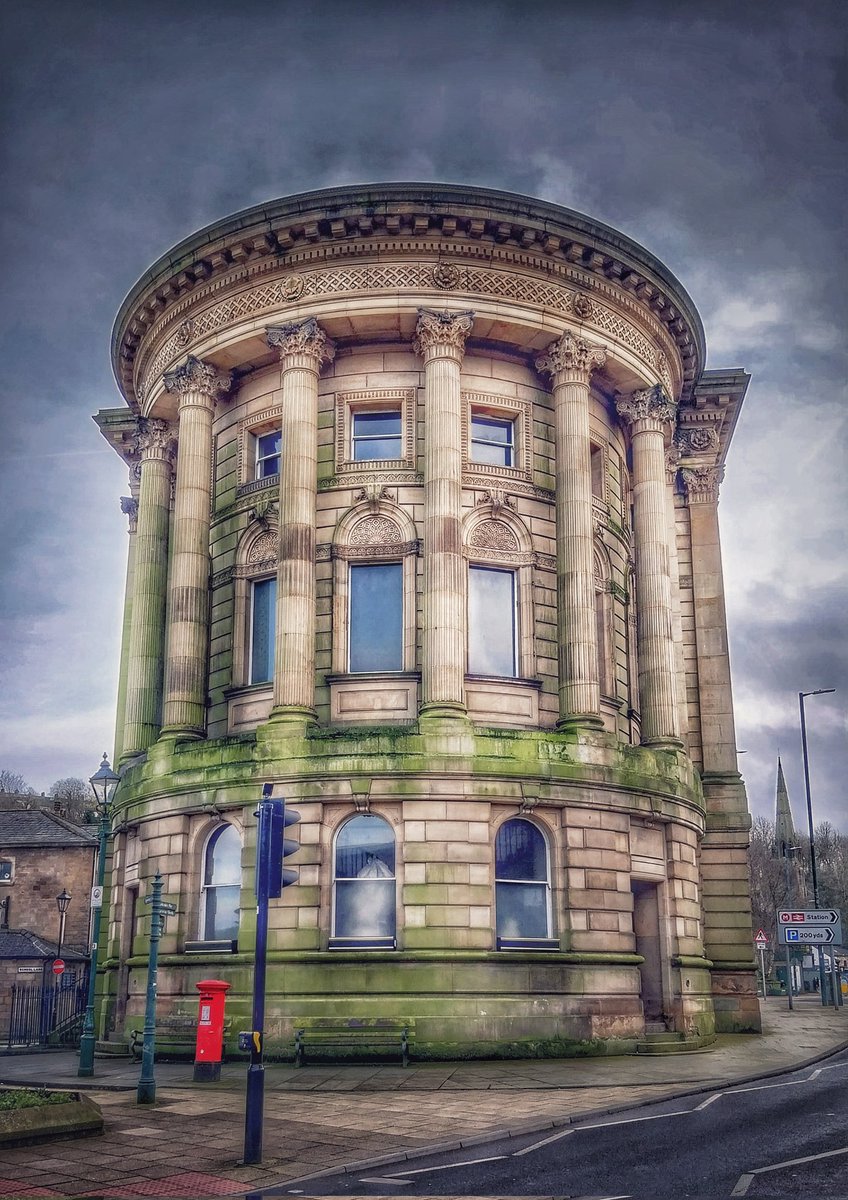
left=256, top=784, right=300, bottom=900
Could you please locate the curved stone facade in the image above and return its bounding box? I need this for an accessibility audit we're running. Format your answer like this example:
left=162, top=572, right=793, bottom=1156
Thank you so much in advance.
left=96, top=185, right=760, bottom=1057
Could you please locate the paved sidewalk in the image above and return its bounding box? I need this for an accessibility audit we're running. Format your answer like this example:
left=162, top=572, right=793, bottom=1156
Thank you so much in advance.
left=0, top=995, right=844, bottom=1199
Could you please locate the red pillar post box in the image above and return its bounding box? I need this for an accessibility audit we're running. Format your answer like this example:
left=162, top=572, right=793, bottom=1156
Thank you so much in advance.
left=193, top=979, right=231, bottom=1081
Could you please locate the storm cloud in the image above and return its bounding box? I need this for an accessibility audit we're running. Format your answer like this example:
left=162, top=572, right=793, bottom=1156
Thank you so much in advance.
left=0, top=0, right=844, bottom=825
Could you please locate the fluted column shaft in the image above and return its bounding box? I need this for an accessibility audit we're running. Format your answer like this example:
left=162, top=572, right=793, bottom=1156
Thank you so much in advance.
left=537, top=332, right=606, bottom=730
left=681, top=464, right=739, bottom=776
left=267, top=319, right=334, bottom=722
left=121, top=422, right=173, bottom=759
left=414, top=309, right=474, bottom=718
left=616, top=385, right=681, bottom=747
left=161, top=357, right=231, bottom=738
left=113, top=492, right=139, bottom=763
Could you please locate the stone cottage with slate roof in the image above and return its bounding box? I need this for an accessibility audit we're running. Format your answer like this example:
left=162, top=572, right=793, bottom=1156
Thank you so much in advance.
left=0, top=810, right=97, bottom=1027
left=96, top=184, right=760, bottom=1058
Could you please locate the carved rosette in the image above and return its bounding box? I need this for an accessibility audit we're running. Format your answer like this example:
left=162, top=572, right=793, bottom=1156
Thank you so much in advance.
left=413, top=308, right=475, bottom=359
left=535, top=330, right=606, bottom=385
left=681, top=464, right=724, bottom=504
left=676, top=423, right=720, bottom=456
left=247, top=529, right=280, bottom=568
left=132, top=417, right=175, bottom=463
left=615, top=383, right=677, bottom=432
left=163, top=355, right=232, bottom=402
left=120, top=495, right=139, bottom=533
left=266, top=318, right=335, bottom=370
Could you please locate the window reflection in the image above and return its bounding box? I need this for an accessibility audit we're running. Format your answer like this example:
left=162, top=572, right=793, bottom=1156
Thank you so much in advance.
left=250, top=577, right=276, bottom=684
left=352, top=410, right=402, bottom=461
left=202, top=824, right=241, bottom=942
left=333, top=815, right=396, bottom=943
left=349, top=563, right=402, bottom=672
left=495, top=819, right=550, bottom=941
left=468, top=566, right=517, bottom=677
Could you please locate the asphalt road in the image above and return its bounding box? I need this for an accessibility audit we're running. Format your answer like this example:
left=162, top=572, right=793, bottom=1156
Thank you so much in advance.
left=257, top=1047, right=848, bottom=1200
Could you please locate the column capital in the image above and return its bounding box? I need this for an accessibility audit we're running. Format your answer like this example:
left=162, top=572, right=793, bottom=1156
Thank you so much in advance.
left=615, top=383, right=677, bottom=432
left=132, top=418, right=175, bottom=463
left=413, top=308, right=474, bottom=360
left=681, top=464, right=724, bottom=504
left=266, top=318, right=335, bottom=370
left=536, top=330, right=606, bottom=385
left=120, top=495, right=139, bottom=534
left=163, top=355, right=232, bottom=403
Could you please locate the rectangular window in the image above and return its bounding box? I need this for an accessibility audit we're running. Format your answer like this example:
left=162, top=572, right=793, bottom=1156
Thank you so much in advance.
left=468, top=566, right=517, bottom=677
left=349, top=562, right=403, bottom=672
left=255, top=430, right=281, bottom=479
left=0, top=861, right=12, bottom=883
left=471, top=414, right=514, bottom=467
left=250, top=577, right=276, bottom=684
left=352, top=410, right=402, bottom=461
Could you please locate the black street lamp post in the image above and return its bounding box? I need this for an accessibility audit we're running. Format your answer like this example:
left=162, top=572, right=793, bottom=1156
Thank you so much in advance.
left=799, top=688, right=838, bottom=1008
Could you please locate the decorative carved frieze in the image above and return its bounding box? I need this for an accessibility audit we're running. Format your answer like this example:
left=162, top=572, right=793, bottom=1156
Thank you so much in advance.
left=247, top=529, right=279, bottom=563
left=333, top=540, right=419, bottom=561
left=266, top=317, right=335, bottom=368
left=681, top=464, right=724, bottom=504
left=163, top=355, right=232, bottom=400
left=413, top=308, right=475, bottom=356
left=535, top=330, right=606, bottom=384
left=615, top=383, right=677, bottom=429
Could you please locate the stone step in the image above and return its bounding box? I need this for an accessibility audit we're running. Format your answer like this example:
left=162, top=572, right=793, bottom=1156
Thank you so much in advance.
left=94, top=1039, right=129, bottom=1057
left=634, top=1032, right=716, bottom=1055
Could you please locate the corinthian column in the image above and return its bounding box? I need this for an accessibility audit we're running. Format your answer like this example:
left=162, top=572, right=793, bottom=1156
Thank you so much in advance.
left=615, top=384, right=681, bottom=747
left=266, top=318, right=335, bottom=724
left=121, top=420, right=174, bottom=760
left=160, top=356, right=232, bottom=738
left=680, top=463, right=738, bottom=776
left=536, top=331, right=606, bottom=730
left=414, top=308, right=474, bottom=719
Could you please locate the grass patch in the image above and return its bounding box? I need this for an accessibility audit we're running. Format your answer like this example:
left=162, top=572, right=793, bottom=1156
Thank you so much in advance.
left=0, top=1089, right=73, bottom=1111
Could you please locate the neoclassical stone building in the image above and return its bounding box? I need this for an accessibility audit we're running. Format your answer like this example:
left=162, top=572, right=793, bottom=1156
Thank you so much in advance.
left=95, top=184, right=760, bottom=1056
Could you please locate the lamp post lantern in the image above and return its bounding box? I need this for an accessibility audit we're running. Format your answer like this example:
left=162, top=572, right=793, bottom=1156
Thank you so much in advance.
left=78, top=753, right=119, bottom=1077
left=55, top=889, right=71, bottom=965
left=799, top=688, right=837, bottom=1007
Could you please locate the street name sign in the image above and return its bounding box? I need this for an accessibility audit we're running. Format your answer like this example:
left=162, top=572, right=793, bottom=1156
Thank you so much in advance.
left=777, top=908, right=842, bottom=946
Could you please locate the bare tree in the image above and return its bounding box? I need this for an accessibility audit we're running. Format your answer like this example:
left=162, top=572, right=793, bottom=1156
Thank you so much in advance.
left=0, top=769, right=36, bottom=795
left=48, top=777, right=94, bottom=824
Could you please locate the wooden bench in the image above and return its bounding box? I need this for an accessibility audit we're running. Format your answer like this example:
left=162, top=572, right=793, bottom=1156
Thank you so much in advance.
left=128, top=1015, right=233, bottom=1062
left=294, top=1019, right=411, bottom=1067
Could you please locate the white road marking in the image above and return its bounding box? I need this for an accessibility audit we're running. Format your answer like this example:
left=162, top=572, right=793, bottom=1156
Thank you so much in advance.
left=729, top=1173, right=754, bottom=1196
left=693, top=1092, right=722, bottom=1110
left=384, top=1153, right=507, bottom=1178
left=731, top=1144, right=848, bottom=1195
left=358, top=1177, right=412, bottom=1186
left=513, top=1127, right=575, bottom=1155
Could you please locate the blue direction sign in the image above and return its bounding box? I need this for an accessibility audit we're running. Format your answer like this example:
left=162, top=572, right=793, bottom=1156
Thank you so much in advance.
left=777, top=908, right=842, bottom=946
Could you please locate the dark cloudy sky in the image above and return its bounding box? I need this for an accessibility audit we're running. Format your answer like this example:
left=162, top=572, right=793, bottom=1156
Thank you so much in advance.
left=0, top=0, right=845, bottom=829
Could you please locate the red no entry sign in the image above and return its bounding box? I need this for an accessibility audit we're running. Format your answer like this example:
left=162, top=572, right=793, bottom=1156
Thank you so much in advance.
left=52, top=959, right=65, bottom=976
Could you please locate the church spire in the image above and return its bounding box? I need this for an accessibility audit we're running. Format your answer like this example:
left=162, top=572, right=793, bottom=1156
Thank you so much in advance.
left=774, top=756, right=796, bottom=858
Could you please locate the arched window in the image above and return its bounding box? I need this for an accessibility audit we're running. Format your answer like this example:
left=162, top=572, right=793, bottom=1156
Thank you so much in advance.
left=201, top=824, right=241, bottom=944
left=495, top=818, right=556, bottom=949
left=331, top=814, right=396, bottom=949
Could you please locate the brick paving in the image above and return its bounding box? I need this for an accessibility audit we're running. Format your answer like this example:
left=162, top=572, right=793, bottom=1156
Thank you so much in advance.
left=0, top=997, right=842, bottom=1199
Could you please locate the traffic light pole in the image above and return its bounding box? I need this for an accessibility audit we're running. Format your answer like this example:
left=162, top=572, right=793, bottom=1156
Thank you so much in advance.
left=243, top=792, right=273, bottom=1165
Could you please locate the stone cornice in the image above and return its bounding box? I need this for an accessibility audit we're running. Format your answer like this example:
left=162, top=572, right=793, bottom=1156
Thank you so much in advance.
left=112, top=185, right=705, bottom=408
